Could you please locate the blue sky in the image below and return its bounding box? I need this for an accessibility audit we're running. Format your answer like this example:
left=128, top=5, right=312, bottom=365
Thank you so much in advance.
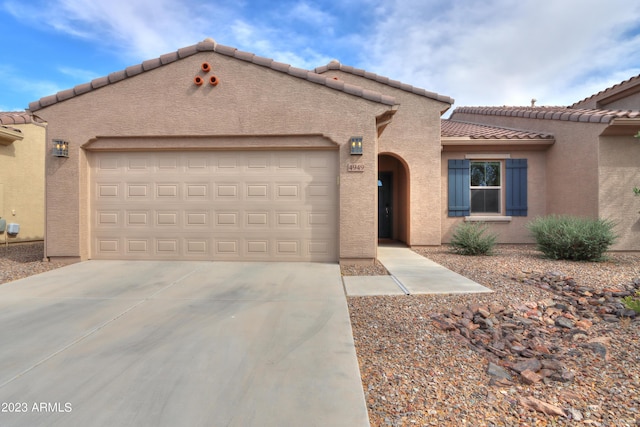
left=2, top=0, right=640, bottom=113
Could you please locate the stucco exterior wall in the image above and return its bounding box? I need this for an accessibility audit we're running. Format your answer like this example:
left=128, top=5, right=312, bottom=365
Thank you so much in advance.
left=34, top=51, right=393, bottom=261
left=450, top=113, right=605, bottom=220
left=600, top=92, right=640, bottom=110
left=0, top=122, right=45, bottom=242
left=318, top=70, right=449, bottom=246
left=599, top=135, right=640, bottom=250
left=440, top=148, right=548, bottom=243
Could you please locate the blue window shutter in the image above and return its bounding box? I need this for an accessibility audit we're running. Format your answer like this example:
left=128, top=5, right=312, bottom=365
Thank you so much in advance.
left=448, top=159, right=470, bottom=217
left=506, top=159, right=528, bottom=216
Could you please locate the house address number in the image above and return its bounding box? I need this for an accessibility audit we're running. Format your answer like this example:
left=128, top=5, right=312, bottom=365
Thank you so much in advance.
left=347, top=163, right=365, bottom=172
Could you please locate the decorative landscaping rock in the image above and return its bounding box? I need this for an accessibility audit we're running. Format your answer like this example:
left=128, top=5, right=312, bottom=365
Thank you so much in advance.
left=430, top=271, right=640, bottom=386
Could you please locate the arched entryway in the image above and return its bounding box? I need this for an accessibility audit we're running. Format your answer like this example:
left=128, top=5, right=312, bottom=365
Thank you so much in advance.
left=378, top=153, right=410, bottom=244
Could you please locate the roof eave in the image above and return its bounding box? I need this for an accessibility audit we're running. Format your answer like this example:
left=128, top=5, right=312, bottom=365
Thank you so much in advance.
left=441, top=137, right=555, bottom=150
left=0, top=127, right=24, bottom=145
left=600, top=118, right=640, bottom=136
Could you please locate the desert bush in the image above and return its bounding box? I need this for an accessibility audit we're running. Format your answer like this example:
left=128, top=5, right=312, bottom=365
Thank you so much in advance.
left=450, top=222, right=497, bottom=256
left=623, top=291, right=640, bottom=314
left=526, top=215, right=617, bottom=261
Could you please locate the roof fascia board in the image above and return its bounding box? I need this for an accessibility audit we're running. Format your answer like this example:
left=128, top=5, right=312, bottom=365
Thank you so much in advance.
left=0, top=127, right=24, bottom=145
left=441, top=137, right=555, bottom=147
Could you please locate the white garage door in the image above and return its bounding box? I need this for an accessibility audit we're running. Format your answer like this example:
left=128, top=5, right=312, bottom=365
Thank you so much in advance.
left=90, top=150, right=338, bottom=261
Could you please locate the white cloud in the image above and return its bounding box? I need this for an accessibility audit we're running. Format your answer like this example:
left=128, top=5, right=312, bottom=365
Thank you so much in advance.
left=287, top=1, right=335, bottom=28
left=3, top=0, right=640, bottom=113
left=229, top=19, right=332, bottom=69
left=57, top=66, right=101, bottom=82
left=0, top=65, right=63, bottom=109
left=362, top=0, right=640, bottom=108
left=3, top=0, right=229, bottom=59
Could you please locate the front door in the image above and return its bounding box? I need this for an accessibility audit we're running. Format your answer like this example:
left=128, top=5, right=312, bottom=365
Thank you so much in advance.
left=378, top=172, right=392, bottom=239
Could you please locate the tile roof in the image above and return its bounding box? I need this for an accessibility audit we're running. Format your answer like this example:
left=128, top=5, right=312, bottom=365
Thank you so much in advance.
left=452, top=106, right=640, bottom=124
left=441, top=119, right=553, bottom=139
left=571, top=74, right=640, bottom=109
left=29, top=39, right=397, bottom=112
left=0, top=111, right=36, bottom=125
left=314, top=60, right=454, bottom=105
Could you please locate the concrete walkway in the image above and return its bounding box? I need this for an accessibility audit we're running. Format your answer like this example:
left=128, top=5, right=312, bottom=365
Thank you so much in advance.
left=343, top=245, right=492, bottom=296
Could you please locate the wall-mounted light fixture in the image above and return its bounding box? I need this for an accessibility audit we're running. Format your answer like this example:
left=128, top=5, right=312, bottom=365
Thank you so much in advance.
left=349, top=136, right=363, bottom=155
left=52, top=139, right=69, bottom=157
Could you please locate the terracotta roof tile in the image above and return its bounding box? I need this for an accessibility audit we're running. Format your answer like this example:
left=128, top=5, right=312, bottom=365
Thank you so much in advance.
left=314, top=61, right=454, bottom=104
left=233, top=50, right=254, bottom=61
left=108, top=69, right=127, bottom=84
left=441, top=119, right=553, bottom=139
left=29, top=39, right=398, bottom=112
left=452, top=106, right=640, bottom=124
left=159, top=51, right=179, bottom=65
left=0, top=111, right=42, bottom=125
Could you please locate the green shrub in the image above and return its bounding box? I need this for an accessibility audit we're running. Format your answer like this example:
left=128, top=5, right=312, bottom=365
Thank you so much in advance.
left=450, top=222, right=497, bottom=256
left=526, top=215, right=617, bottom=261
left=622, top=291, right=640, bottom=314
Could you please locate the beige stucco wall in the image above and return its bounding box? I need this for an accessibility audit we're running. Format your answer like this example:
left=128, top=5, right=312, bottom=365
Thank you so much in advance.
left=450, top=113, right=605, bottom=220
left=0, top=122, right=45, bottom=242
left=599, top=134, right=640, bottom=250
left=33, top=51, right=394, bottom=261
left=440, top=148, right=548, bottom=243
left=600, top=92, right=640, bottom=110
left=318, top=70, right=450, bottom=246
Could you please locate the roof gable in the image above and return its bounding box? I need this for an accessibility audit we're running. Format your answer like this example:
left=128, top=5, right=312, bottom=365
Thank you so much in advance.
left=29, top=39, right=397, bottom=112
left=571, top=74, right=640, bottom=109
left=314, top=61, right=454, bottom=105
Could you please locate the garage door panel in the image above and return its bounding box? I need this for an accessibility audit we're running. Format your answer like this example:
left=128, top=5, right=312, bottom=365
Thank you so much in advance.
left=97, top=211, right=120, bottom=226
left=91, top=150, right=338, bottom=261
left=97, top=183, right=119, bottom=198
left=186, top=184, right=209, bottom=199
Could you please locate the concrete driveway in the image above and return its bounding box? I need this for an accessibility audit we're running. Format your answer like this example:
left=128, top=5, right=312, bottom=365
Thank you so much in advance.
left=0, top=261, right=369, bottom=427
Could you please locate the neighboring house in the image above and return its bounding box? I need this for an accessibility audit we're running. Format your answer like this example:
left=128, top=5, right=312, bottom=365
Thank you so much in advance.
left=26, top=39, right=640, bottom=263
left=450, top=81, right=640, bottom=250
left=0, top=112, right=46, bottom=243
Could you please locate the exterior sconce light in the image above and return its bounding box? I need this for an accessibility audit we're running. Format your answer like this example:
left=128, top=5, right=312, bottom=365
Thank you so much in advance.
left=52, top=139, right=69, bottom=157
left=349, top=136, right=363, bottom=155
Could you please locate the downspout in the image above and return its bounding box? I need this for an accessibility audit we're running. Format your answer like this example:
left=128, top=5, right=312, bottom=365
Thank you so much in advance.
left=31, top=112, right=49, bottom=261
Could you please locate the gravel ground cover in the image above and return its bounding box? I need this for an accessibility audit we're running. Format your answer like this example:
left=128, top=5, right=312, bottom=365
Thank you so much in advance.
left=3, top=242, right=640, bottom=426
left=347, top=245, right=640, bottom=426
left=0, top=242, right=65, bottom=285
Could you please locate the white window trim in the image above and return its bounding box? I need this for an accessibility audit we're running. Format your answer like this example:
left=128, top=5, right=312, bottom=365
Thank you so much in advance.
left=465, top=153, right=511, bottom=159
left=465, top=215, right=512, bottom=223
left=469, top=160, right=503, bottom=215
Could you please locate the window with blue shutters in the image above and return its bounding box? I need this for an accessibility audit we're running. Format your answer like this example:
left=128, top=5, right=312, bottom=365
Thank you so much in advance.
left=448, top=158, right=528, bottom=217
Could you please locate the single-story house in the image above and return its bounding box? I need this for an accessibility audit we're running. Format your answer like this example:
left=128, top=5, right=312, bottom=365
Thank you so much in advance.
left=27, top=38, right=640, bottom=263
left=450, top=76, right=640, bottom=251
left=0, top=112, right=46, bottom=243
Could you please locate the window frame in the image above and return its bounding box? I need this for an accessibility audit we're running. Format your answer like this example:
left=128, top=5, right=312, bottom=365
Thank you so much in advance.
left=469, top=160, right=503, bottom=215
left=447, top=156, right=527, bottom=220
